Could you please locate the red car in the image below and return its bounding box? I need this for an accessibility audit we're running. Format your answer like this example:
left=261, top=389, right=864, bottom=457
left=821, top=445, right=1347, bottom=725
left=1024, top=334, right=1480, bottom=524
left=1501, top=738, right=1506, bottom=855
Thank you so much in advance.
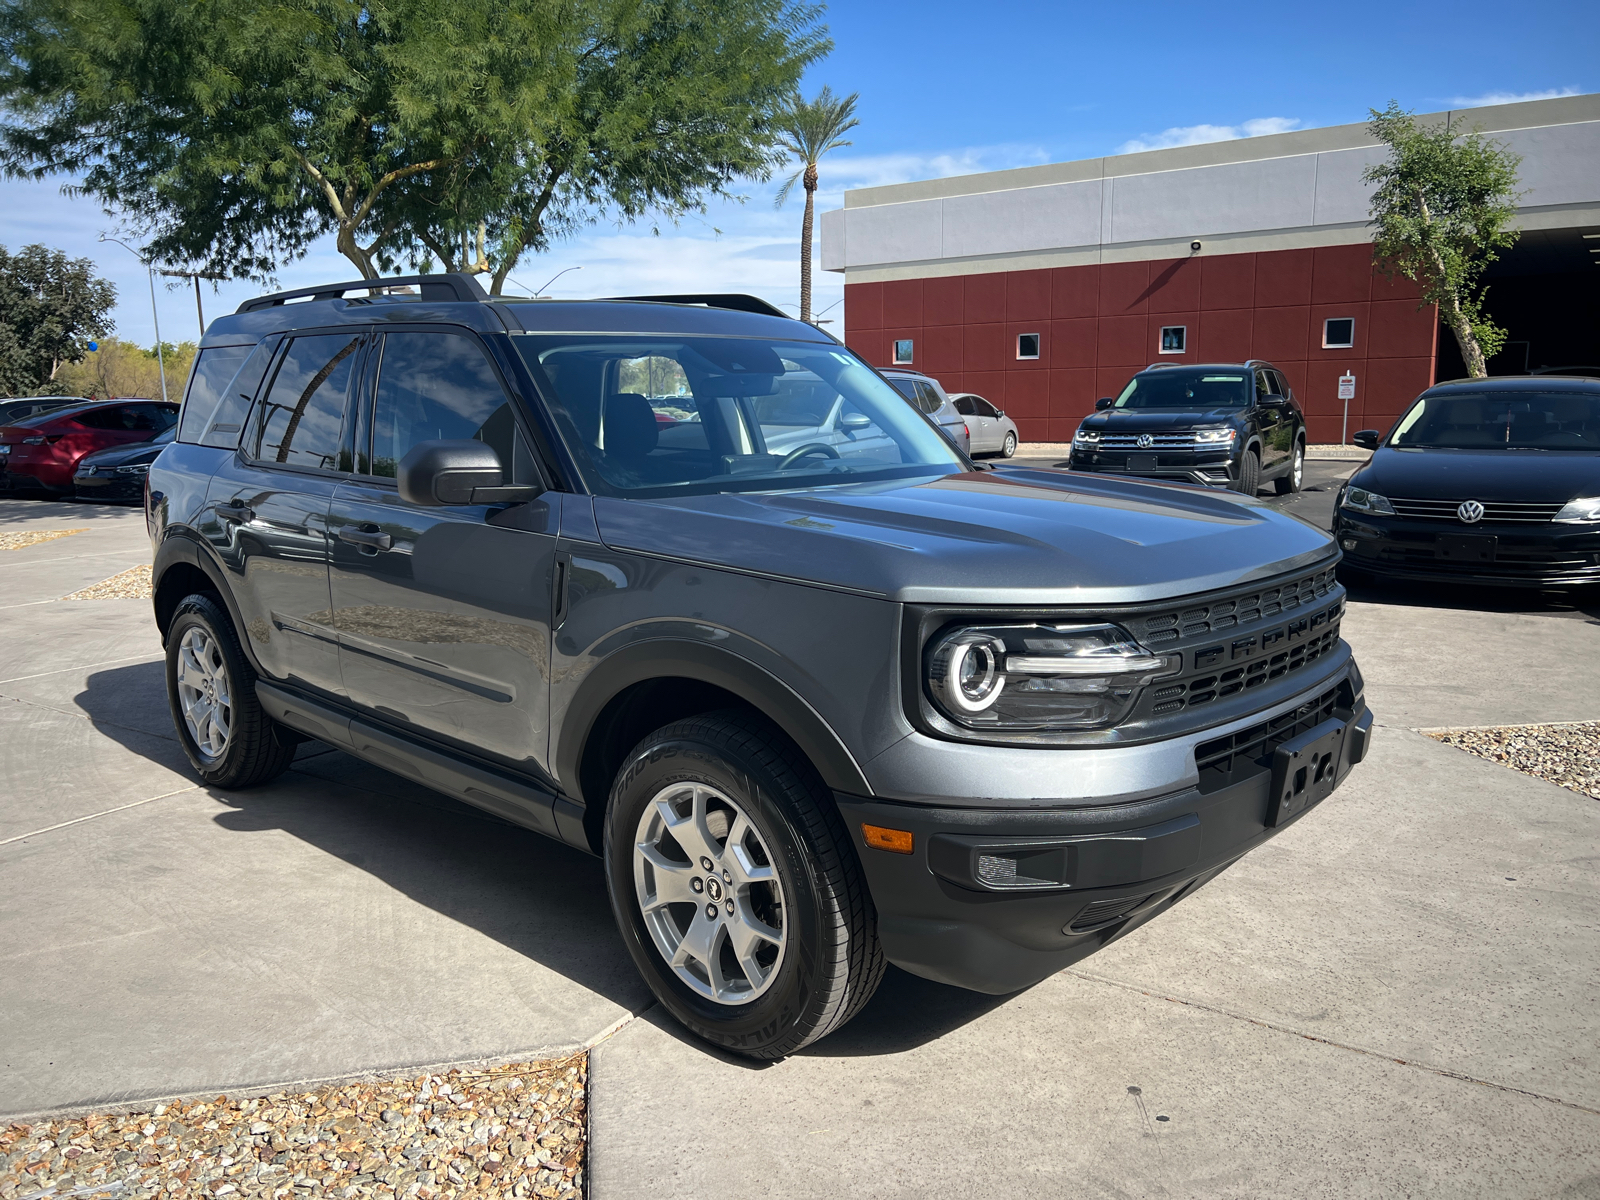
left=0, top=399, right=180, bottom=495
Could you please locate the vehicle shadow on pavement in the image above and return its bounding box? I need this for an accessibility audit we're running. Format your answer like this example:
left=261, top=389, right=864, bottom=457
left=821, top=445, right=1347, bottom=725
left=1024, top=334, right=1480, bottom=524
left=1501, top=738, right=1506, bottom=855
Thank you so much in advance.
left=79, top=660, right=650, bottom=1014
left=1341, top=573, right=1600, bottom=624
left=800, top=965, right=1020, bottom=1057
left=0, top=496, right=138, bottom=525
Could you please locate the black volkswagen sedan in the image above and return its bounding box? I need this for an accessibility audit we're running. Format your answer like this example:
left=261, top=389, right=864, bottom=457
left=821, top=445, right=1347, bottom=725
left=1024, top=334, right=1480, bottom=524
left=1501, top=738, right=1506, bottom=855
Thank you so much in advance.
left=73, top=426, right=176, bottom=502
left=1069, top=361, right=1306, bottom=496
left=1334, top=377, right=1600, bottom=589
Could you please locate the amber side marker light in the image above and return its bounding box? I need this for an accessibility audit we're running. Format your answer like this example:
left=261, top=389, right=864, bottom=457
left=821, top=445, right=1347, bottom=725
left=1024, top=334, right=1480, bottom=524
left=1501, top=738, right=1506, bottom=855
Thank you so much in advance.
left=861, top=824, right=914, bottom=854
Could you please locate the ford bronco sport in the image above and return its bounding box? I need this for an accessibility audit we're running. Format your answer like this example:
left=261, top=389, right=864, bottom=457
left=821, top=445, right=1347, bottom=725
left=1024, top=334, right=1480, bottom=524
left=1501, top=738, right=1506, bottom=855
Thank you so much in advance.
left=148, top=275, right=1371, bottom=1059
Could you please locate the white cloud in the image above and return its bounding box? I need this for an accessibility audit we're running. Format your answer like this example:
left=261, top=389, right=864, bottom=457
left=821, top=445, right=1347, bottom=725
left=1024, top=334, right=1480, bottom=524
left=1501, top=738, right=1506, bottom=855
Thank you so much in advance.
left=1115, top=117, right=1301, bottom=155
left=1445, top=87, right=1580, bottom=108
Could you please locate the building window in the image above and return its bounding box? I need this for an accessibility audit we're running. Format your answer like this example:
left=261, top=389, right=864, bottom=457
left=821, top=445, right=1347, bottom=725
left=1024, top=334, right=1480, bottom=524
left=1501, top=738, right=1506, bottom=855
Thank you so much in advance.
left=1159, top=326, right=1186, bottom=354
left=1017, top=332, right=1040, bottom=360
left=892, top=339, right=914, bottom=365
left=1323, top=318, right=1355, bottom=349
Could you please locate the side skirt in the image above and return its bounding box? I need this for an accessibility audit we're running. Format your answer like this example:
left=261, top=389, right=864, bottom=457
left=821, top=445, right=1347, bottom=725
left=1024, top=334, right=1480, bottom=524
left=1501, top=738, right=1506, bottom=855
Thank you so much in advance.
left=256, top=681, right=592, bottom=854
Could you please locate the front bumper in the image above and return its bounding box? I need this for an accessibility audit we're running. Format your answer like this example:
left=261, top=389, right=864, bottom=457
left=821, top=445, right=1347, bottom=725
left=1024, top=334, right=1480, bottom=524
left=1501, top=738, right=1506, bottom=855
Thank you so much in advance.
left=838, top=678, right=1371, bottom=994
left=1336, top=512, right=1600, bottom=587
left=1068, top=448, right=1237, bottom=487
left=74, top=471, right=146, bottom=501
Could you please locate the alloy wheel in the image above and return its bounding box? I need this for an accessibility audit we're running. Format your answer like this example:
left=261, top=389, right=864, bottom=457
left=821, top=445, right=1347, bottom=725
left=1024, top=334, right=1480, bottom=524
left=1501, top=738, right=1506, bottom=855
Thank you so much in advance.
left=1293, top=444, right=1304, bottom=488
left=633, top=782, right=787, bottom=1005
left=175, top=626, right=232, bottom=760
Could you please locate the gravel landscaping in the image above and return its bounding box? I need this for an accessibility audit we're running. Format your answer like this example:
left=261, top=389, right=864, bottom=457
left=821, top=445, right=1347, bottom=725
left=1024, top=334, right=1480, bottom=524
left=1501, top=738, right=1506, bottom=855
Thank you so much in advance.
left=1, top=1055, right=586, bottom=1200
left=60, top=565, right=154, bottom=601
left=0, top=529, right=86, bottom=552
left=1424, top=721, right=1600, bottom=801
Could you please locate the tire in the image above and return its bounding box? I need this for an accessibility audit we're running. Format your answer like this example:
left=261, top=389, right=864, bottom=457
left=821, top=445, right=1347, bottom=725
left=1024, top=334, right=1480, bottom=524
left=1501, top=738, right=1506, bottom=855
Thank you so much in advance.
left=605, top=710, right=885, bottom=1059
left=1000, top=432, right=1017, bottom=458
left=1273, top=440, right=1305, bottom=495
left=1234, top=449, right=1261, bottom=495
left=165, top=593, right=297, bottom=789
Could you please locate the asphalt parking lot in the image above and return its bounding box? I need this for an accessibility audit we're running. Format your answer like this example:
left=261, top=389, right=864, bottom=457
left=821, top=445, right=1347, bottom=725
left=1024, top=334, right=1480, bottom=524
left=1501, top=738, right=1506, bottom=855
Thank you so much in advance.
left=2, top=478, right=1598, bottom=1198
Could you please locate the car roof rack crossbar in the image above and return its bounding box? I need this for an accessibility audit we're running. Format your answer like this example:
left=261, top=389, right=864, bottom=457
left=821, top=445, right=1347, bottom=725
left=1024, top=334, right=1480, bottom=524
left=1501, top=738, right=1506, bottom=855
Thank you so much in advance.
left=604, top=293, right=791, bottom=319
left=236, top=272, right=490, bottom=314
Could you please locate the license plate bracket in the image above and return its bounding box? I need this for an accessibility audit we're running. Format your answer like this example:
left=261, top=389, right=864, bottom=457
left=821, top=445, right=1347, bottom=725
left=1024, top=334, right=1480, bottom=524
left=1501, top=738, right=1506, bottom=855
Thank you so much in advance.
left=1127, top=454, right=1159, bottom=473
left=1437, top=533, right=1497, bottom=562
left=1267, top=717, right=1347, bottom=828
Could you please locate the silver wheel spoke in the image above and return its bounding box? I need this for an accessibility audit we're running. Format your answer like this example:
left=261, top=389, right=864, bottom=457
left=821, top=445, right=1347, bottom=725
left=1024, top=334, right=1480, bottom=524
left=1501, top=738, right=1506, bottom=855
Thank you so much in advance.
left=633, top=779, right=787, bottom=1005
left=177, top=628, right=232, bottom=762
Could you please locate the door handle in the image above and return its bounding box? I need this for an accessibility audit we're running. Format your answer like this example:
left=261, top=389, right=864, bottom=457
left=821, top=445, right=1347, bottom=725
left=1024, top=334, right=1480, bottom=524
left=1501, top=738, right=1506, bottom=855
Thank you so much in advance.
left=338, top=524, right=393, bottom=551
left=215, top=502, right=254, bottom=524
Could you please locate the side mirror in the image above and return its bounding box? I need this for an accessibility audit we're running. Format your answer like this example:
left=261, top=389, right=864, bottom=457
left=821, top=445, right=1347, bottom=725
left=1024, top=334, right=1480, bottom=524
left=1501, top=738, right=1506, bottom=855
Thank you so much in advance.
left=839, top=412, right=873, bottom=431
left=1351, top=430, right=1380, bottom=450
left=1260, top=394, right=1288, bottom=409
left=1095, top=397, right=1114, bottom=411
left=397, top=439, right=540, bottom=506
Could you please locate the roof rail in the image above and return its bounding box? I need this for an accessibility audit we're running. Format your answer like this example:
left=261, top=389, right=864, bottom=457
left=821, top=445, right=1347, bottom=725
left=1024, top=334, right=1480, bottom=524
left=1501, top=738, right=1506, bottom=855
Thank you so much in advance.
left=606, top=293, right=791, bottom=319
left=1143, top=361, right=1182, bottom=371
left=236, top=272, right=490, bottom=314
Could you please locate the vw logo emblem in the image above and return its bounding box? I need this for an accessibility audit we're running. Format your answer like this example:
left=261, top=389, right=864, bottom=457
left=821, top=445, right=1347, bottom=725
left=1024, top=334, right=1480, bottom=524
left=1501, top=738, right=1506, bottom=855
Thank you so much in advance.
left=1136, top=433, right=1154, bottom=449
left=1457, top=500, right=1485, bottom=524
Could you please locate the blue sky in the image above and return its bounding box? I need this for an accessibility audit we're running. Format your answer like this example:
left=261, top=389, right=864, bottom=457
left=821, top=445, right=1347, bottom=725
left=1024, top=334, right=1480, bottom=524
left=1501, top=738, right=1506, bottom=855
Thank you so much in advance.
left=1, top=0, right=1592, bottom=347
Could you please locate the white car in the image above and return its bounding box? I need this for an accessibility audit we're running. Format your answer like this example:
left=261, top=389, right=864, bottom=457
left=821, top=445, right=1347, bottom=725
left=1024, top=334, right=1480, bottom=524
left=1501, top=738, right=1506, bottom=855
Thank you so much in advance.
left=950, top=393, right=1019, bottom=457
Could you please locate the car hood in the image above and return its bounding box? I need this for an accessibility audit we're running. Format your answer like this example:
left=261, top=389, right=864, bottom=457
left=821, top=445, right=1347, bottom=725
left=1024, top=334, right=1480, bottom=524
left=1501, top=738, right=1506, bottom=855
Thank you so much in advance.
left=1080, top=409, right=1243, bottom=432
left=1354, top=447, right=1600, bottom=502
left=592, top=467, right=1335, bottom=604
left=77, top=438, right=164, bottom=469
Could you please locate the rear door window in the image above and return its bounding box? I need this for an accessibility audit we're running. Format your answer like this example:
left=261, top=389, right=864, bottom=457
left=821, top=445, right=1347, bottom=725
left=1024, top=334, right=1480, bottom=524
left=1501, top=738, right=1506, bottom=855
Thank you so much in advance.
left=250, top=334, right=361, bottom=471
left=73, top=405, right=135, bottom=430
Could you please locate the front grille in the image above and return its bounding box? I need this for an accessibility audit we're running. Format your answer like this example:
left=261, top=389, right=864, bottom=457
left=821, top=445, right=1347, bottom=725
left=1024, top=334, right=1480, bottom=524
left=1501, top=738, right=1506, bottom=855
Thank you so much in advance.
left=1133, top=566, right=1339, bottom=647
left=1375, top=545, right=1599, bottom=577
left=1193, top=684, right=1344, bottom=794
left=1150, top=622, right=1341, bottom=715
left=1070, top=893, right=1152, bottom=932
left=1388, top=497, right=1566, bottom=523
left=1093, top=432, right=1200, bottom=449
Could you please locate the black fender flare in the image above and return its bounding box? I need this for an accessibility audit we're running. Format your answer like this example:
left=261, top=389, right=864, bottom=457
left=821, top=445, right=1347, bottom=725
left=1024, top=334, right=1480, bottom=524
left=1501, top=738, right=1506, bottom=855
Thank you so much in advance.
left=554, top=638, right=873, bottom=803
left=150, top=530, right=265, bottom=674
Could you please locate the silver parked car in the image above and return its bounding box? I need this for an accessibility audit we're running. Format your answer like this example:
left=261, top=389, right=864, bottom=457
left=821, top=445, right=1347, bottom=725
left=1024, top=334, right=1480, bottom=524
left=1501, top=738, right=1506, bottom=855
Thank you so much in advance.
left=951, top=393, right=1019, bottom=458
left=881, top=368, right=971, bottom=456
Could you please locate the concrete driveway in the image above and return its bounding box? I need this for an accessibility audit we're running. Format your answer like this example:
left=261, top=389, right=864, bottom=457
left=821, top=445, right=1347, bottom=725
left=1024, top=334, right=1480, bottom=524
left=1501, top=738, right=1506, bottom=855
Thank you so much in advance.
left=1, top=492, right=1597, bottom=1197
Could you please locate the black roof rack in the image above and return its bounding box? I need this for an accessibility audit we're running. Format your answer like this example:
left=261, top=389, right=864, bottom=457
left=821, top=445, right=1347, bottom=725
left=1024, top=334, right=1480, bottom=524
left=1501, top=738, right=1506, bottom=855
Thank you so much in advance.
left=605, top=294, right=791, bottom=319
left=236, top=272, right=490, bottom=314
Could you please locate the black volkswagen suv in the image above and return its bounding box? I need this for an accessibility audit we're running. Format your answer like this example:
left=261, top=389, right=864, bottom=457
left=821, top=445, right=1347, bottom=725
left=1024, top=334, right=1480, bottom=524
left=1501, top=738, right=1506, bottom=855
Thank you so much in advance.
left=145, top=277, right=1369, bottom=1059
left=1069, top=361, right=1308, bottom=496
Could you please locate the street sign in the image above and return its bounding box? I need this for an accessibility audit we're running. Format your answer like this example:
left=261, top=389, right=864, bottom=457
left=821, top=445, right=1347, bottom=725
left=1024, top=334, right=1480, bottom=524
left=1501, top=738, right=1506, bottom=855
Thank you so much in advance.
left=1338, top=373, right=1356, bottom=443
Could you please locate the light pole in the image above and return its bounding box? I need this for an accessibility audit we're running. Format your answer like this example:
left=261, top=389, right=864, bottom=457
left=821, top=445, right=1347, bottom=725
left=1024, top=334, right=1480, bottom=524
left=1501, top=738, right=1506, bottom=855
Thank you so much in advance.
left=98, top=234, right=169, bottom=403
left=158, top=268, right=229, bottom=338
left=533, top=265, right=583, bottom=296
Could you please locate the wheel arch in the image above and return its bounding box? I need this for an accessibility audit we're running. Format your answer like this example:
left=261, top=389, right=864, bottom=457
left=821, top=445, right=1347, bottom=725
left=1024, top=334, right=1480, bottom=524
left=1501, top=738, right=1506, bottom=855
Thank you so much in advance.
left=151, top=533, right=261, bottom=671
left=558, top=640, right=873, bottom=854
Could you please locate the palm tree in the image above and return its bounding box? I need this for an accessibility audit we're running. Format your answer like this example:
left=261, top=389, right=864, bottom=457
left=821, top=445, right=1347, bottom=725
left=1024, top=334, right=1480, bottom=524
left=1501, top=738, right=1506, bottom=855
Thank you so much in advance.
left=775, top=86, right=860, bottom=323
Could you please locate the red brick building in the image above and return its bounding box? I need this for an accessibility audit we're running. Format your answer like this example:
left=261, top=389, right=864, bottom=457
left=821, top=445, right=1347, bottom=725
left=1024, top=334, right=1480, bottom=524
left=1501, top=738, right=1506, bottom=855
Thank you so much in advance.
left=823, top=94, right=1599, bottom=445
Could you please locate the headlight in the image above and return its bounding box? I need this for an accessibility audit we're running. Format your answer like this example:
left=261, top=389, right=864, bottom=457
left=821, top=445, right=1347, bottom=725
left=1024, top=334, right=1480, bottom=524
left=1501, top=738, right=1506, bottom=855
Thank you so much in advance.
left=925, top=623, right=1178, bottom=732
left=1554, top=496, right=1600, bottom=523
left=1073, top=427, right=1099, bottom=444
left=1341, top=486, right=1395, bottom=516
left=1193, top=427, right=1236, bottom=444
left=116, top=462, right=150, bottom=475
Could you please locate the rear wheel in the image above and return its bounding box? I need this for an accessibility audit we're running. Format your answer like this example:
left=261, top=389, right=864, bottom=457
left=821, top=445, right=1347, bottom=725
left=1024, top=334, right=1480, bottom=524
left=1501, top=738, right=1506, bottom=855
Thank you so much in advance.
left=605, top=711, right=884, bottom=1059
left=165, top=594, right=297, bottom=789
left=1273, top=440, right=1305, bottom=495
left=1234, top=449, right=1261, bottom=496
left=1000, top=432, right=1017, bottom=458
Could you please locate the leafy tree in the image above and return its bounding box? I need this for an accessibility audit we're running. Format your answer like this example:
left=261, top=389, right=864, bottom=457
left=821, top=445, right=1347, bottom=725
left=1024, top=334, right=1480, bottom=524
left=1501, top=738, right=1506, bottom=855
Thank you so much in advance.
left=55, top=337, right=197, bottom=400
left=0, top=243, right=115, bottom=395
left=0, top=0, right=827, bottom=289
left=773, top=86, right=858, bottom=322
left=1364, top=102, right=1522, bottom=378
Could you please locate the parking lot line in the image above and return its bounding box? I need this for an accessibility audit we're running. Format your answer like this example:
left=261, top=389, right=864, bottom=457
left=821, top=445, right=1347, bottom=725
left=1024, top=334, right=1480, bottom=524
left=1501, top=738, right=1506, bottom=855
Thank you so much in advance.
left=0, top=651, right=162, bottom=687
left=0, top=784, right=199, bottom=847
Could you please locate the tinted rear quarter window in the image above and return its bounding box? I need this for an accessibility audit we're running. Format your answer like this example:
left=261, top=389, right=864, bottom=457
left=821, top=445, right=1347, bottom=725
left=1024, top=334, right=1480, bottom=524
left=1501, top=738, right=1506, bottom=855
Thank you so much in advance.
left=176, top=345, right=255, bottom=445
left=73, top=405, right=133, bottom=430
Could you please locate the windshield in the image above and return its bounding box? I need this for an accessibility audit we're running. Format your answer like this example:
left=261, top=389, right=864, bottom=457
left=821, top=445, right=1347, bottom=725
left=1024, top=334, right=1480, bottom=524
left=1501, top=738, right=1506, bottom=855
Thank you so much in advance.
left=1114, top=372, right=1249, bottom=410
left=512, top=335, right=965, bottom=497
left=1389, top=391, right=1600, bottom=450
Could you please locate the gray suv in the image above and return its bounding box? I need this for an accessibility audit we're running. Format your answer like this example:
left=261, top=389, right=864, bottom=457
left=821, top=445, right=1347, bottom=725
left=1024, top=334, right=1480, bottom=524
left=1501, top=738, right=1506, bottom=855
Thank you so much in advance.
left=147, top=275, right=1372, bottom=1059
